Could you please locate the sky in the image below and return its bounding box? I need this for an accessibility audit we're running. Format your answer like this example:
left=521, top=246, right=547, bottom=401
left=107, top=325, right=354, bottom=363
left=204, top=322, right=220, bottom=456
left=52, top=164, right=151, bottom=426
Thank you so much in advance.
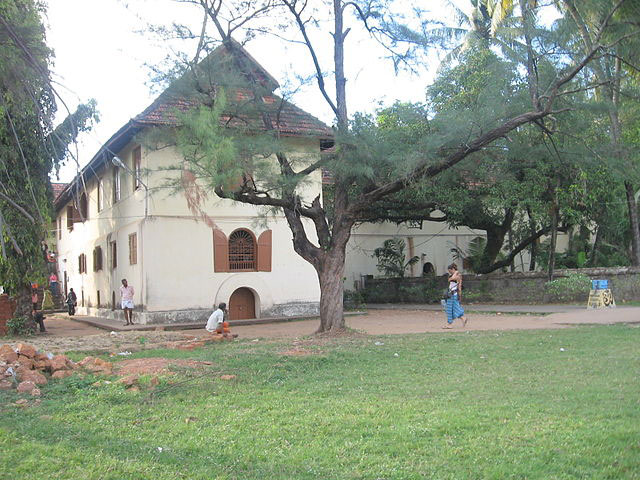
left=44, top=0, right=461, bottom=183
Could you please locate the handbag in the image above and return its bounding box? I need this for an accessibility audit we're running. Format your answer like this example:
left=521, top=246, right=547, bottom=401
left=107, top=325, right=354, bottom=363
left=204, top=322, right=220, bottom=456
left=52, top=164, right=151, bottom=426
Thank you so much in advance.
left=442, top=289, right=452, bottom=300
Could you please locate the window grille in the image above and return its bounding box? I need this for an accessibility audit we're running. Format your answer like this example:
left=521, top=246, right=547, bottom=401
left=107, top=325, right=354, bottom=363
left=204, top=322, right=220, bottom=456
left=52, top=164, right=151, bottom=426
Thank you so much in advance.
left=228, top=230, right=256, bottom=271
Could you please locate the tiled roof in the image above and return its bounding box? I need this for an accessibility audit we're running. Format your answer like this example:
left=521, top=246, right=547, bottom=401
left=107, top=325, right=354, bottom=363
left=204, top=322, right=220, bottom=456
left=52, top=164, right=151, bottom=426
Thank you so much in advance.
left=51, top=183, right=67, bottom=200
left=133, top=88, right=333, bottom=138
left=55, top=41, right=333, bottom=211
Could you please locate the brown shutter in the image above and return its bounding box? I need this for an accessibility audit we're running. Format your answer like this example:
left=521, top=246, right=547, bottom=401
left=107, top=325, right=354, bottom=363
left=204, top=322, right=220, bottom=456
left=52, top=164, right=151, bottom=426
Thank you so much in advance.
left=257, top=230, right=272, bottom=272
left=213, top=229, right=229, bottom=272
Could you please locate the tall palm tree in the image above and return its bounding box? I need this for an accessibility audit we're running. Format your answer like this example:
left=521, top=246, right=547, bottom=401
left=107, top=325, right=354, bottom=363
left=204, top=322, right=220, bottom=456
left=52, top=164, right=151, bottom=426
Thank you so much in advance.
left=432, top=0, right=524, bottom=66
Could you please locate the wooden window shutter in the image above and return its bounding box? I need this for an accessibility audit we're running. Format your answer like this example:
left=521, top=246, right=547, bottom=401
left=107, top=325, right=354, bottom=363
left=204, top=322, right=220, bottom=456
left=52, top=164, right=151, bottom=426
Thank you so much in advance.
left=257, top=230, right=272, bottom=272
left=129, top=233, right=137, bottom=265
left=213, top=229, right=229, bottom=272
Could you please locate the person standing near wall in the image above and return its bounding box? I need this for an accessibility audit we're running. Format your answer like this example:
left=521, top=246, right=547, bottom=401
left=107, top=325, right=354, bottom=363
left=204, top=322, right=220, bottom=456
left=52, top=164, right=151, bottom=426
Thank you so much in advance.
left=443, top=263, right=467, bottom=329
left=66, top=288, right=77, bottom=316
left=120, top=279, right=135, bottom=326
left=48, top=273, right=58, bottom=295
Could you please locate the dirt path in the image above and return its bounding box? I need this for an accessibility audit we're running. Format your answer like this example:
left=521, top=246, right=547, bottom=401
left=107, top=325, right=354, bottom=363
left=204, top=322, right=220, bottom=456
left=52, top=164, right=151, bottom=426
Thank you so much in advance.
left=5, top=307, right=638, bottom=354
left=233, top=307, right=639, bottom=337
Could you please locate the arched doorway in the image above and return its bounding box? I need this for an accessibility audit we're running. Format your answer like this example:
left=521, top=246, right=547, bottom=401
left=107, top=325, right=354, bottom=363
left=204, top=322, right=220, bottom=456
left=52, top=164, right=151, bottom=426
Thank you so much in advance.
left=229, top=287, right=256, bottom=320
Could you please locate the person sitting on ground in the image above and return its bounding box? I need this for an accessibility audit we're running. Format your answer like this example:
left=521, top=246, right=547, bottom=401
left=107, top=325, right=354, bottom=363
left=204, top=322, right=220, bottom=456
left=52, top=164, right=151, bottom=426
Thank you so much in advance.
left=206, top=302, right=226, bottom=334
left=32, top=309, right=46, bottom=333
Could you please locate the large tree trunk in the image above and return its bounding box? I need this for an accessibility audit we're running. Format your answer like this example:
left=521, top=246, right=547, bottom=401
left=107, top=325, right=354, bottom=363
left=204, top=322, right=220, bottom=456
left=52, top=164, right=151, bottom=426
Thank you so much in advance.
left=527, top=207, right=538, bottom=271
left=548, top=203, right=559, bottom=282
left=317, top=253, right=346, bottom=332
left=624, top=181, right=640, bottom=266
left=589, top=226, right=601, bottom=267
left=315, top=212, right=353, bottom=332
left=14, top=284, right=37, bottom=331
left=483, top=228, right=507, bottom=268
left=14, top=284, right=33, bottom=317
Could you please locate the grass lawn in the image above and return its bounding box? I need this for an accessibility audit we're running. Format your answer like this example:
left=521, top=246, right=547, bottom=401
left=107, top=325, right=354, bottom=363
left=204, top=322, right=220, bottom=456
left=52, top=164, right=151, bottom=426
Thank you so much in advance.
left=1, top=325, right=639, bottom=479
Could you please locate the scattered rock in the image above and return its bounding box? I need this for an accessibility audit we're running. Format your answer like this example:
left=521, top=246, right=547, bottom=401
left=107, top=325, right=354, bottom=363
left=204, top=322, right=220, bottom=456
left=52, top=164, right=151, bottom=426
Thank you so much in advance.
left=16, top=380, right=37, bottom=393
left=16, top=343, right=37, bottom=359
left=30, top=387, right=41, bottom=397
left=80, top=357, right=113, bottom=375
left=19, top=370, right=47, bottom=386
left=149, top=376, right=159, bottom=387
left=220, top=374, right=236, bottom=381
left=116, top=374, right=139, bottom=387
left=0, top=379, right=13, bottom=390
left=0, top=345, right=18, bottom=363
left=34, top=353, right=49, bottom=362
left=51, top=370, right=73, bottom=380
left=16, top=355, right=35, bottom=370
left=50, top=355, right=71, bottom=372
left=78, top=356, right=97, bottom=367
left=15, top=398, right=29, bottom=406
left=33, top=359, right=48, bottom=370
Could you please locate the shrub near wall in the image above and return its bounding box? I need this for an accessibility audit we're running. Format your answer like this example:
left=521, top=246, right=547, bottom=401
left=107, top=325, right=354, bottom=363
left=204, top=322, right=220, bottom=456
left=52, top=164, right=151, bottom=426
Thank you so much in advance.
left=362, top=276, right=443, bottom=304
left=363, top=267, right=640, bottom=304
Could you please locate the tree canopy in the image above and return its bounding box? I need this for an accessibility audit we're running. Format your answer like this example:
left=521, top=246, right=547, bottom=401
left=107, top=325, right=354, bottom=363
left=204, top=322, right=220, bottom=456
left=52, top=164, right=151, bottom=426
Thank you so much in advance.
left=0, top=0, right=97, bottom=314
left=144, top=0, right=640, bottom=331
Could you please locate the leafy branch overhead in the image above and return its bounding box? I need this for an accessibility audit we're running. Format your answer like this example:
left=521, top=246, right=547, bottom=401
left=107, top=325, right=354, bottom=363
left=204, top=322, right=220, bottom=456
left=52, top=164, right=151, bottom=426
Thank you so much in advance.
left=148, top=0, right=640, bottom=332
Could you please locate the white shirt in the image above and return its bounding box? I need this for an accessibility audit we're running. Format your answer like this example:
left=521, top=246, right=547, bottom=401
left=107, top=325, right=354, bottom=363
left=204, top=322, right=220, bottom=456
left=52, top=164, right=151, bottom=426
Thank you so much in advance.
left=206, top=308, right=224, bottom=332
left=120, top=285, right=134, bottom=301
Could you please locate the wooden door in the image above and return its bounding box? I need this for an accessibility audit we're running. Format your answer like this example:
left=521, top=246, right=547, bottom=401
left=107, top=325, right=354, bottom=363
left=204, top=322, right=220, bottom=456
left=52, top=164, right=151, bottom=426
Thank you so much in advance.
left=229, top=287, right=255, bottom=320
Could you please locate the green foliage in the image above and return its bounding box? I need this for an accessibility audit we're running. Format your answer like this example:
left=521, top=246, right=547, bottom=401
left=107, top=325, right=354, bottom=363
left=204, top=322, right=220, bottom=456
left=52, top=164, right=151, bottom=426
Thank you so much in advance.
left=372, top=239, right=419, bottom=278
left=544, top=273, right=592, bottom=302
left=450, top=236, right=506, bottom=273
left=362, top=276, right=441, bottom=304
left=342, top=289, right=365, bottom=311
left=41, top=290, right=54, bottom=310
left=6, top=315, right=34, bottom=336
left=0, top=1, right=97, bottom=306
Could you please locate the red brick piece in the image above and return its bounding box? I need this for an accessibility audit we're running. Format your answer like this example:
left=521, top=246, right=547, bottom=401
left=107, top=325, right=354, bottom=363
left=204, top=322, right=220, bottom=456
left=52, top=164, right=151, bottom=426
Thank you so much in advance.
left=16, top=343, right=37, bottom=358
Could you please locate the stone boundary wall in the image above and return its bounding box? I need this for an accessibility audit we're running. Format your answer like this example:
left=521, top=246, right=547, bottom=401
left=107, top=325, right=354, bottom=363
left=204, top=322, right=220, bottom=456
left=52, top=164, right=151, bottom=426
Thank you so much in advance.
left=363, top=267, right=640, bottom=304
left=0, top=295, right=17, bottom=335
left=78, top=301, right=320, bottom=325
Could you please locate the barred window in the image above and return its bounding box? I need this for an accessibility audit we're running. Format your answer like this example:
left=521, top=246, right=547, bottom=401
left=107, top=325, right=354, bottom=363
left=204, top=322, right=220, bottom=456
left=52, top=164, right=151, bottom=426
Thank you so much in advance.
left=228, top=229, right=256, bottom=271
left=110, top=241, right=117, bottom=269
left=78, top=253, right=87, bottom=274
left=93, top=246, right=103, bottom=272
left=129, top=233, right=137, bottom=265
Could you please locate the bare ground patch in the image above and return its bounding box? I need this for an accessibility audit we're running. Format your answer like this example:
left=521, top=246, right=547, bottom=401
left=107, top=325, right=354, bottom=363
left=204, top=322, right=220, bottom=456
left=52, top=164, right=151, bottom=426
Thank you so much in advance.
left=115, top=357, right=214, bottom=376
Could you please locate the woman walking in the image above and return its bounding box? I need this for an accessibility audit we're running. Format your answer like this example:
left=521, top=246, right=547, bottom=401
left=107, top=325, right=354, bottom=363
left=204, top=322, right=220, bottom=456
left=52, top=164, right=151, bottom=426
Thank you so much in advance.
left=443, top=263, right=467, bottom=329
